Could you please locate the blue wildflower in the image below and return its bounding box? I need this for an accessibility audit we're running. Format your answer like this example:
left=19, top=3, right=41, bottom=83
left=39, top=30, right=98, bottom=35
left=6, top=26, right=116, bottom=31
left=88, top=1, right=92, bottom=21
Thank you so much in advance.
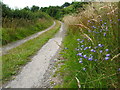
left=83, top=68, right=86, bottom=71
left=94, top=46, right=98, bottom=49
left=81, top=45, right=84, bottom=48
left=98, top=44, right=103, bottom=47
left=80, top=40, right=84, bottom=43
left=84, top=47, right=88, bottom=50
left=92, top=26, right=96, bottom=29
left=88, top=20, right=90, bottom=22
left=88, top=57, right=93, bottom=61
left=105, top=49, right=109, bottom=52
left=83, top=55, right=87, bottom=59
left=79, top=60, right=83, bottom=63
left=75, top=48, right=80, bottom=51
left=118, top=68, right=120, bottom=71
left=106, top=54, right=110, bottom=57
left=77, top=39, right=80, bottom=41
left=100, top=50, right=103, bottom=53
left=94, top=59, right=97, bottom=61
left=80, top=58, right=82, bottom=61
left=91, top=49, right=95, bottom=52
left=77, top=53, right=83, bottom=57
left=105, top=57, right=109, bottom=60
left=104, top=33, right=106, bottom=36
left=88, top=30, right=91, bottom=32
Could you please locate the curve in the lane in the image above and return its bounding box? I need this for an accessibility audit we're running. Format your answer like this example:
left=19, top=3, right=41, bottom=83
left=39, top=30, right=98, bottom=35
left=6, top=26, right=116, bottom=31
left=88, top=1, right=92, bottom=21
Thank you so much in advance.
left=0, top=21, right=56, bottom=56
left=5, top=22, right=65, bottom=88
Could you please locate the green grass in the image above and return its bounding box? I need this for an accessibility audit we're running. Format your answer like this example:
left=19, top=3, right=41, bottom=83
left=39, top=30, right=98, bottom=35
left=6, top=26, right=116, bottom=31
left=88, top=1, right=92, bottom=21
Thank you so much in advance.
left=54, top=2, right=120, bottom=88
left=1, top=21, right=61, bottom=84
left=1, top=18, right=53, bottom=45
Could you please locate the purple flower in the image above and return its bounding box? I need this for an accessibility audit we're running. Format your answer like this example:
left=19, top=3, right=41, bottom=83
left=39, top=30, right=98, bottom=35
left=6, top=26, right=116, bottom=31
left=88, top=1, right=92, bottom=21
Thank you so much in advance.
left=77, top=39, right=80, bottom=41
left=88, top=39, right=90, bottom=41
left=84, top=47, right=88, bottom=50
left=80, top=40, right=84, bottom=43
left=118, top=19, right=120, bottom=21
left=100, top=50, right=103, bottom=53
left=81, top=45, right=84, bottom=48
left=106, top=54, right=110, bottom=57
left=104, top=33, right=106, bottom=36
left=77, top=53, right=83, bottom=57
left=83, top=55, right=87, bottom=59
left=94, top=46, right=98, bottom=49
left=88, top=57, right=93, bottom=61
left=98, top=44, right=103, bottom=47
left=100, top=20, right=102, bottom=21
left=105, top=57, right=109, bottom=60
left=94, top=59, right=98, bottom=61
left=88, top=20, right=90, bottom=22
left=88, top=30, right=91, bottom=32
left=79, top=60, right=83, bottom=63
left=91, top=49, right=94, bottom=52
left=104, top=22, right=107, bottom=24
left=80, top=58, right=82, bottom=61
left=83, top=68, right=86, bottom=71
left=118, top=68, right=120, bottom=71
left=75, top=48, right=80, bottom=51
left=92, top=26, right=96, bottom=29
left=91, top=49, right=95, bottom=52
left=105, top=49, right=109, bottom=52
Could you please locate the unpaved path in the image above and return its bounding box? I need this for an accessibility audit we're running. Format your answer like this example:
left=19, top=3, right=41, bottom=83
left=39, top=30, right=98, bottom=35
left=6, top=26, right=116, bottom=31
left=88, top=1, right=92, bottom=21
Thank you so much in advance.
left=0, top=21, right=56, bottom=56
left=5, top=22, right=66, bottom=88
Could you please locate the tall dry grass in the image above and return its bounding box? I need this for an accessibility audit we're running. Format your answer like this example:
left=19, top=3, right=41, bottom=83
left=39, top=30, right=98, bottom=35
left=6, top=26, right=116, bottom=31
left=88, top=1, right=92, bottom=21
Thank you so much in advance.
left=57, top=2, right=120, bottom=88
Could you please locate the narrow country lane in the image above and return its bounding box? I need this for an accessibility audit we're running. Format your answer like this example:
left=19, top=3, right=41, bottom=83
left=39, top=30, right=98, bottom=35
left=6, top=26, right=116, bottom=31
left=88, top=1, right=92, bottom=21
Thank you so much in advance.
left=5, top=22, right=66, bottom=88
left=0, top=21, right=56, bottom=56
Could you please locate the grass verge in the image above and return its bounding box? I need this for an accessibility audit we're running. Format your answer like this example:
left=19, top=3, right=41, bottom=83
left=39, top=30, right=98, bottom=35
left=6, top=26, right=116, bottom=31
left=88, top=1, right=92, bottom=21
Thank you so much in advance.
left=54, top=2, right=120, bottom=88
left=1, top=20, right=61, bottom=84
left=1, top=19, right=53, bottom=45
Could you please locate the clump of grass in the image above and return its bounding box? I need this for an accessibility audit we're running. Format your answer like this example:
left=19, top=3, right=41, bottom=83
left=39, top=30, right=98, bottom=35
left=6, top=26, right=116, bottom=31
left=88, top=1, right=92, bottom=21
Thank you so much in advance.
left=1, top=21, right=61, bottom=84
left=1, top=18, right=53, bottom=45
left=56, top=2, right=120, bottom=88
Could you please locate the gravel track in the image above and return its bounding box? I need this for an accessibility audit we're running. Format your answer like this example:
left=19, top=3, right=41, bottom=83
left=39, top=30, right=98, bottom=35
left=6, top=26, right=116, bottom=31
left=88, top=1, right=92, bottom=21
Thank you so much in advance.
left=5, top=22, right=65, bottom=88
left=0, top=21, right=56, bottom=56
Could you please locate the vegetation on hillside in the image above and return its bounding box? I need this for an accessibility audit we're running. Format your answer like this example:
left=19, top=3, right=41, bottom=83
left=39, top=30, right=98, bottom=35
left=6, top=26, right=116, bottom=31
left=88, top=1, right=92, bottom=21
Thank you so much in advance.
left=1, top=2, right=53, bottom=45
left=40, top=2, right=88, bottom=20
left=2, top=21, right=60, bottom=84
left=54, top=2, right=120, bottom=88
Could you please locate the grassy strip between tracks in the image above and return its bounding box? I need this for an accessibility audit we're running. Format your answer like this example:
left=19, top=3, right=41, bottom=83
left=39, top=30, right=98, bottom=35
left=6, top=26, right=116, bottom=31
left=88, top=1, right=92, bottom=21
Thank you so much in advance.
left=1, top=20, right=61, bottom=84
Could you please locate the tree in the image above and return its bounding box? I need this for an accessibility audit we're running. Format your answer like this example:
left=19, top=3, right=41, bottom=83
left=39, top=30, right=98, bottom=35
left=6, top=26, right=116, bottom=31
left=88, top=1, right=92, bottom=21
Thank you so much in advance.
left=62, top=2, right=71, bottom=8
left=31, top=5, right=39, bottom=12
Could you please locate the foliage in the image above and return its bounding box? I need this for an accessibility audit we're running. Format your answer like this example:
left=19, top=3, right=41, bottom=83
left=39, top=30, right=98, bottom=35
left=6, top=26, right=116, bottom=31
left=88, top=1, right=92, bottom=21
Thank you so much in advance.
left=1, top=2, right=53, bottom=45
left=55, top=2, right=120, bottom=88
left=40, top=2, right=88, bottom=20
left=2, top=21, right=61, bottom=84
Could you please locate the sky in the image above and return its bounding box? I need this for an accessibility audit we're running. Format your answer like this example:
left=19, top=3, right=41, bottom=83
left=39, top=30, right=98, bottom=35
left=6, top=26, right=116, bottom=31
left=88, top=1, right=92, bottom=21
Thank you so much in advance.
left=2, top=0, right=79, bottom=9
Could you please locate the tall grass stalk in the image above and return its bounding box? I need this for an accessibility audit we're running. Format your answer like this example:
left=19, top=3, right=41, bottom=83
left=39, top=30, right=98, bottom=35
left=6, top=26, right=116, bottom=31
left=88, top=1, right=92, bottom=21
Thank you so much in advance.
left=56, top=2, right=119, bottom=88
